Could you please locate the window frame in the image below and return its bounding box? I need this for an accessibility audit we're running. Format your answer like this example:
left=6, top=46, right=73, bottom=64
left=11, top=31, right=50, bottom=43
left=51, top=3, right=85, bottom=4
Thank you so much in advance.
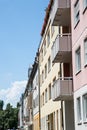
left=84, top=38, right=87, bottom=66
left=83, top=94, right=87, bottom=122
left=77, top=97, right=82, bottom=124
left=48, top=56, right=51, bottom=73
left=49, top=83, right=51, bottom=100
left=47, top=30, right=50, bottom=47
left=83, top=0, right=87, bottom=13
left=45, top=88, right=47, bottom=103
left=45, top=64, right=47, bottom=79
left=74, top=0, right=80, bottom=28
left=44, top=39, right=46, bottom=56
left=75, top=46, right=81, bottom=74
left=42, top=70, right=44, bottom=83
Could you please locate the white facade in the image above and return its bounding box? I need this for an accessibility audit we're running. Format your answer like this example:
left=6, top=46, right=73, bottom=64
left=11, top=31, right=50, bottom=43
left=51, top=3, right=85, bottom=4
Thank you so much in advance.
left=33, top=69, right=39, bottom=115
left=74, top=85, right=87, bottom=130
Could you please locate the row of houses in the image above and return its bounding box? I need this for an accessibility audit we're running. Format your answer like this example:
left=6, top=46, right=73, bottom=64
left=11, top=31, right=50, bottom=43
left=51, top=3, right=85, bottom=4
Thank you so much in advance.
left=18, top=0, right=87, bottom=130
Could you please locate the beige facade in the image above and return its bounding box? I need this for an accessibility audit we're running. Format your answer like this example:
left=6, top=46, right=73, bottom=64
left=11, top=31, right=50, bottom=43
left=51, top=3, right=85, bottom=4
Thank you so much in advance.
left=39, top=7, right=62, bottom=130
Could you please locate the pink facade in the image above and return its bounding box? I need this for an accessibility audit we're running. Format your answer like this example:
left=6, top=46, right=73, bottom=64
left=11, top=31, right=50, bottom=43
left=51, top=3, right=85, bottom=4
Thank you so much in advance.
left=71, top=0, right=87, bottom=130
left=71, top=0, right=87, bottom=91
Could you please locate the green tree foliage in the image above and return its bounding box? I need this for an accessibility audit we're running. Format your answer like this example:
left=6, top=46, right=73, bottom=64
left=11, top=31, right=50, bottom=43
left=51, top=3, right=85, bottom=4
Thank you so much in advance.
left=0, top=100, right=4, bottom=110
left=0, top=101, right=19, bottom=130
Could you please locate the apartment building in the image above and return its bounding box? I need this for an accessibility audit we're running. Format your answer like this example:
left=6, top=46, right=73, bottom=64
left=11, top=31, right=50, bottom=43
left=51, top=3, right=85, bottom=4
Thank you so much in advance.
left=32, top=56, right=40, bottom=130
left=71, top=0, right=87, bottom=130
left=39, top=1, right=62, bottom=130
left=18, top=94, right=24, bottom=130
left=23, top=66, right=33, bottom=130
left=49, top=0, right=74, bottom=130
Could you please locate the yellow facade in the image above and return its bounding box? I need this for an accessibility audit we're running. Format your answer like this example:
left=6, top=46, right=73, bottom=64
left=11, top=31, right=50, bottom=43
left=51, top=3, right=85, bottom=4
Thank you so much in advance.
left=33, top=113, right=39, bottom=130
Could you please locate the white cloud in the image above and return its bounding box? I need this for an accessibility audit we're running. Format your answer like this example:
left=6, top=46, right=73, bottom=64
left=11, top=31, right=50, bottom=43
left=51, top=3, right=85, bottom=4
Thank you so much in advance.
left=0, top=80, right=27, bottom=108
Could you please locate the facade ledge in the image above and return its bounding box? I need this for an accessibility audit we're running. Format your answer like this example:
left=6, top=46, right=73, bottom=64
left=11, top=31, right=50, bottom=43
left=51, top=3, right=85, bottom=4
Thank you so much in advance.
left=77, top=122, right=82, bottom=125
left=83, top=6, right=87, bottom=14
left=75, top=69, right=81, bottom=76
left=83, top=121, right=87, bottom=124
left=74, top=19, right=80, bottom=29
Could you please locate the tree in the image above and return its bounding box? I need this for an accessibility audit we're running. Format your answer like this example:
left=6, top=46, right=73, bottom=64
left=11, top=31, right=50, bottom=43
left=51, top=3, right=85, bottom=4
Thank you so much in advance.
left=0, top=100, right=4, bottom=110
left=0, top=102, right=19, bottom=130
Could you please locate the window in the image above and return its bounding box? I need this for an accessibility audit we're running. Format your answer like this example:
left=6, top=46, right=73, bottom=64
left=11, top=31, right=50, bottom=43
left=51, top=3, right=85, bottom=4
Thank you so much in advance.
left=44, top=40, right=46, bottom=55
left=45, top=64, right=47, bottom=78
left=53, top=77, right=56, bottom=86
left=52, top=77, right=56, bottom=99
left=47, top=31, right=50, bottom=47
left=51, top=26, right=55, bottom=37
left=77, top=97, right=82, bottom=123
left=42, top=70, right=44, bottom=83
left=84, top=38, right=87, bottom=65
left=45, top=89, right=47, bottom=103
left=83, top=0, right=87, bottom=11
left=74, top=0, right=80, bottom=27
left=75, top=47, right=81, bottom=73
left=40, top=74, right=41, bottom=86
left=36, top=75, right=38, bottom=86
left=83, top=94, right=87, bottom=121
left=48, top=56, right=51, bottom=73
left=42, top=93, right=44, bottom=106
left=41, top=47, right=43, bottom=62
left=49, top=83, right=51, bottom=100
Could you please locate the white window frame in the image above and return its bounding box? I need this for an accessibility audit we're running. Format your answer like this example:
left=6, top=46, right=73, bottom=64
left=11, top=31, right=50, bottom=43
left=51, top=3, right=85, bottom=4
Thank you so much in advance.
left=83, top=94, right=87, bottom=122
left=83, top=0, right=87, bottom=11
left=75, top=47, right=81, bottom=73
left=47, top=31, right=50, bottom=47
left=77, top=97, right=82, bottom=123
left=74, top=0, right=80, bottom=27
left=45, top=89, right=47, bottom=103
left=42, top=93, right=44, bottom=106
left=45, top=64, right=47, bottom=78
left=84, top=38, right=87, bottom=66
left=42, top=70, right=44, bottom=83
left=49, top=83, right=51, bottom=100
left=44, top=40, right=46, bottom=55
left=48, top=57, right=51, bottom=73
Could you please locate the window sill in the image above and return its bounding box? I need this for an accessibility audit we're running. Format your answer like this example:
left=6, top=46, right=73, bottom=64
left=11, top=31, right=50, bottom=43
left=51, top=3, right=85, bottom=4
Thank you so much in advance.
left=83, top=121, right=87, bottom=124
left=77, top=122, right=82, bottom=125
left=83, top=6, right=87, bottom=14
left=74, top=20, right=80, bottom=29
left=75, top=69, right=81, bottom=76
left=84, top=64, right=87, bottom=68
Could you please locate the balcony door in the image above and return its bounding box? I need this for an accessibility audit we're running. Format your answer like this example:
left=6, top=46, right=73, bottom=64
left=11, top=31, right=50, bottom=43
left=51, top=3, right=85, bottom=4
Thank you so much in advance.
left=63, top=63, right=70, bottom=77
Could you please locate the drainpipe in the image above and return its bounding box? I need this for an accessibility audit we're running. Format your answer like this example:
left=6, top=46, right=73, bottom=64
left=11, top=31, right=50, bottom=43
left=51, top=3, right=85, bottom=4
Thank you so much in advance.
left=59, top=63, right=64, bottom=130
left=61, top=101, right=64, bottom=130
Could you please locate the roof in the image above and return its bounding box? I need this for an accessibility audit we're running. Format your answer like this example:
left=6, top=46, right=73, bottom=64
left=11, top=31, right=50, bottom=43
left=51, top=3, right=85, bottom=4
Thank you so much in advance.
left=41, top=0, right=53, bottom=36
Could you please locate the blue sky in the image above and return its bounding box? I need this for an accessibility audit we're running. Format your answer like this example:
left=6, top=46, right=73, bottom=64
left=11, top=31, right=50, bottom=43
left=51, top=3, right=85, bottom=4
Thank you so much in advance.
left=0, top=0, right=49, bottom=107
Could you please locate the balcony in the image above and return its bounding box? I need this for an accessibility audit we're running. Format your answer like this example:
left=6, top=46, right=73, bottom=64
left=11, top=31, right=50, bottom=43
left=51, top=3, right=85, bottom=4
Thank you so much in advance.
left=51, top=0, right=71, bottom=26
left=52, top=77, right=73, bottom=101
left=51, top=33, right=71, bottom=63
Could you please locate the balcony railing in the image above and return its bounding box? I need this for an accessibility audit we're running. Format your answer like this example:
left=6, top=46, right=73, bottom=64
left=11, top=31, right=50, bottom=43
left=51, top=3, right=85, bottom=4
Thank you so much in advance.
left=23, top=108, right=33, bottom=126
left=52, top=77, right=73, bottom=101
left=51, top=33, right=71, bottom=63
left=51, top=0, right=71, bottom=26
